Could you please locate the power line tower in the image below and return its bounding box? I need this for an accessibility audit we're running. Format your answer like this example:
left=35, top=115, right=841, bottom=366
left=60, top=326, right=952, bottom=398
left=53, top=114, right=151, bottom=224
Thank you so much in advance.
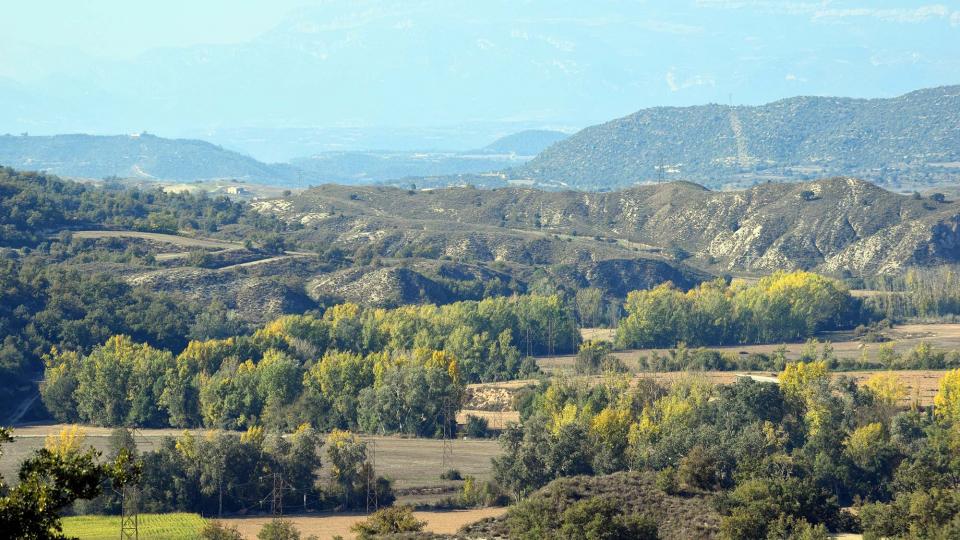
left=270, top=472, right=283, bottom=517
left=120, top=485, right=139, bottom=540
left=365, top=439, right=378, bottom=513
left=441, top=398, right=454, bottom=469
left=114, top=441, right=142, bottom=540
left=657, top=155, right=665, bottom=183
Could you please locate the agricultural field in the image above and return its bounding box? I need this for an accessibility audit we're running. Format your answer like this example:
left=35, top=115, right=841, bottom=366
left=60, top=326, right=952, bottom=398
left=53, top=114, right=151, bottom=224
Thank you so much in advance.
left=222, top=507, right=507, bottom=539
left=0, top=425, right=501, bottom=505
left=61, top=513, right=206, bottom=540
left=545, top=323, right=960, bottom=371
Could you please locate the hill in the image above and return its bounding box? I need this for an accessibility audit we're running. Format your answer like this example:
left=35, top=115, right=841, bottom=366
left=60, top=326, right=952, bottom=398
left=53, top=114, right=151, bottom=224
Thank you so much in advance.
left=517, top=85, right=960, bottom=191
left=458, top=471, right=720, bottom=539
left=263, top=177, right=960, bottom=276
left=480, top=129, right=569, bottom=155
left=0, top=133, right=302, bottom=184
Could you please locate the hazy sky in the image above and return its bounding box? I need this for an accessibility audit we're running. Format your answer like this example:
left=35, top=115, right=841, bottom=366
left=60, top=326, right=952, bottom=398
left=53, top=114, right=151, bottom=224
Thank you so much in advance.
left=4, top=1, right=310, bottom=61
left=3, top=1, right=959, bottom=157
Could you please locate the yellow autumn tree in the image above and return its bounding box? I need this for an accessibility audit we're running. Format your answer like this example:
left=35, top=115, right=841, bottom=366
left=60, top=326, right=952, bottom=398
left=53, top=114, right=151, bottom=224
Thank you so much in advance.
left=864, top=372, right=907, bottom=414
left=780, top=361, right=831, bottom=435
left=44, top=425, right=87, bottom=457
left=934, top=369, right=960, bottom=424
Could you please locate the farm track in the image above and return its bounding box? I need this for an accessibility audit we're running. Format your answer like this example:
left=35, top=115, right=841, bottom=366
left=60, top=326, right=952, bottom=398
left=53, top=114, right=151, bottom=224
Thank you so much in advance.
left=65, top=229, right=314, bottom=270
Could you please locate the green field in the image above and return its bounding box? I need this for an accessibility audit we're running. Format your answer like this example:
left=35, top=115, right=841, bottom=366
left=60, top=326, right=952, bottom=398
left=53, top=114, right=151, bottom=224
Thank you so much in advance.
left=61, top=513, right=206, bottom=540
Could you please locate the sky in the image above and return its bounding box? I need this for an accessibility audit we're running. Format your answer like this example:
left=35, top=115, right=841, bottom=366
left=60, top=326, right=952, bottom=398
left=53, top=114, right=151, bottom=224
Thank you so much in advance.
left=2, top=0, right=959, bottom=158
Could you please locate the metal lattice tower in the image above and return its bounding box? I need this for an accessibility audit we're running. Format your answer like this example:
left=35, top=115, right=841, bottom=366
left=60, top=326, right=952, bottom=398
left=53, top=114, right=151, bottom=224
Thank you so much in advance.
left=366, top=439, right=378, bottom=513
left=271, top=473, right=283, bottom=517
left=120, top=484, right=139, bottom=540
left=119, top=429, right=142, bottom=540
left=441, top=398, right=454, bottom=469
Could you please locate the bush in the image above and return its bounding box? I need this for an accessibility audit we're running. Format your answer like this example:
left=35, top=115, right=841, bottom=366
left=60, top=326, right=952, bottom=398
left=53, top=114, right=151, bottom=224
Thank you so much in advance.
left=465, top=415, right=491, bottom=438
left=561, top=497, right=658, bottom=540
left=575, top=340, right=623, bottom=375
left=200, top=521, right=244, bottom=540
left=655, top=467, right=679, bottom=495
left=440, top=469, right=463, bottom=481
left=677, top=445, right=721, bottom=491
left=351, top=505, right=426, bottom=539
left=458, top=476, right=508, bottom=508
left=257, top=519, right=303, bottom=540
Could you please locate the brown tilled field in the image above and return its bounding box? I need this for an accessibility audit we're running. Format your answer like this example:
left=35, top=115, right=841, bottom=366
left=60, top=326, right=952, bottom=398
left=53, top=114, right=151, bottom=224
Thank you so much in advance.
left=467, top=370, right=948, bottom=409
left=221, top=507, right=507, bottom=539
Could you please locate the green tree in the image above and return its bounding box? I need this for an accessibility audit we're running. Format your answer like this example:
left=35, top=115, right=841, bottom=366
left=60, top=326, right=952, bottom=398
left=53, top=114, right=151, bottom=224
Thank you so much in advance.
left=0, top=427, right=109, bottom=540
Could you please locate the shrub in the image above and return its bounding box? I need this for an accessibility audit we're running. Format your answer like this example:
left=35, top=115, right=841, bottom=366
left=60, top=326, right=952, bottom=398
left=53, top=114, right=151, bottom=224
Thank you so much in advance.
left=257, top=519, right=303, bottom=540
left=458, top=476, right=508, bottom=508
left=558, top=497, right=658, bottom=540
left=655, top=467, right=679, bottom=495
left=351, top=505, right=426, bottom=539
left=465, top=415, right=491, bottom=438
left=440, top=469, right=463, bottom=481
left=200, top=521, right=244, bottom=540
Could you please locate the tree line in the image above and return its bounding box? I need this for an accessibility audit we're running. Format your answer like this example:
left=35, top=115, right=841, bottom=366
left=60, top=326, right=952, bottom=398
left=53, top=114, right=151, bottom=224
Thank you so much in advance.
left=494, top=365, right=960, bottom=538
left=40, top=294, right=578, bottom=432
left=616, top=272, right=863, bottom=349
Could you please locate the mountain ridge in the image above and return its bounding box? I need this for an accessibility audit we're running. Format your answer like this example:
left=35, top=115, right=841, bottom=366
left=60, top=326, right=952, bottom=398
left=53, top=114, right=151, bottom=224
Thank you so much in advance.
left=517, top=85, right=960, bottom=191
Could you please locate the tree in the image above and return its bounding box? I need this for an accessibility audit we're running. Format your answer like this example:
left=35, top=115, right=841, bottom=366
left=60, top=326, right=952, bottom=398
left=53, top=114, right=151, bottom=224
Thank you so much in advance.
left=325, top=430, right=368, bottom=509
left=863, top=372, right=907, bottom=422
left=575, top=288, right=604, bottom=328
left=0, top=427, right=109, bottom=540
left=934, top=368, right=960, bottom=424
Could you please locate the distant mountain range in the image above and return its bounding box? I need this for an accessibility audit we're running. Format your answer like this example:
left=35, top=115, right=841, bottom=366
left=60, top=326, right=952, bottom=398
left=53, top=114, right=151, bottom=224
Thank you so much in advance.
left=0, top=133, right=301, bottom=184
left=290, top=130, right=567, bottom=185
left=0, top=129, right=567, bottom=186
left=516, top=85, right=960, bottom=191
left=5, top=84, right=960, bottom=192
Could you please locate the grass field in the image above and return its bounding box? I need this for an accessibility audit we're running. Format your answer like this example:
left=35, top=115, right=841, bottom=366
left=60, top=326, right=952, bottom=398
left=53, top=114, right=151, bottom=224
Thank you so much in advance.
left=61, top=513, right=206, bottom=539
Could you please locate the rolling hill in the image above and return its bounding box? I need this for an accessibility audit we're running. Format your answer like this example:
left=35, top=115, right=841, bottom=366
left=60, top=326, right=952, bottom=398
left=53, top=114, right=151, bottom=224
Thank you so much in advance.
left=0, top=133, right=302, bottom=184
left=261, top=177, right=960, bottom=276
left=516, top=85, right=960, bottom=191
